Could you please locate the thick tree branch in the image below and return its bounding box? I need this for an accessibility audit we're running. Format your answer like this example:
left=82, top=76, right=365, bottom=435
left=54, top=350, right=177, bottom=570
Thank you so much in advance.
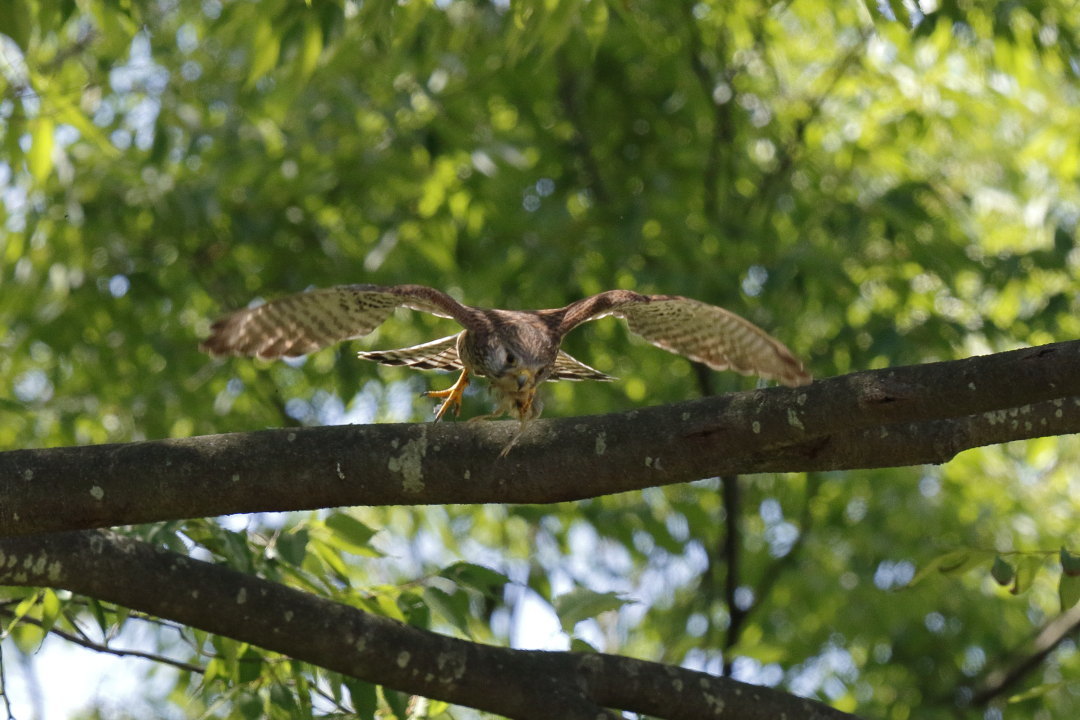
left=2, top=341, right=1079, bottom=537
left=0, top=530, right=855, bottom=720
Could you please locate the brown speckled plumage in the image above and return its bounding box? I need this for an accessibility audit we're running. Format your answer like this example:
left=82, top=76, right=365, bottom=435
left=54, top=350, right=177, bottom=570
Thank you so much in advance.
left=201, top=284, right=811, bottom=454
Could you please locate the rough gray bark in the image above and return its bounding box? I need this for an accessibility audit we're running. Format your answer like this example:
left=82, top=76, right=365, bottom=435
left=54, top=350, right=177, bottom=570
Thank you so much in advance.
left=2, top=341, right=1079, bottom=538
left=0, top=530, right=855, bottom=720
left=2, top=342, right=1078, bottom=720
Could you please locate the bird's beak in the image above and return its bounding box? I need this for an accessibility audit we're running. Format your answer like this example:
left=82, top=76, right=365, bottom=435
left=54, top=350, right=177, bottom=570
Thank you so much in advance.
left=515, top=369, right=534, bottom=390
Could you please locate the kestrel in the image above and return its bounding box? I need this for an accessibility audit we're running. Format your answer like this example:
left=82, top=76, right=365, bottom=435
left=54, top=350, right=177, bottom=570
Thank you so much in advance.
left=200, top=284, right=811, bottom=454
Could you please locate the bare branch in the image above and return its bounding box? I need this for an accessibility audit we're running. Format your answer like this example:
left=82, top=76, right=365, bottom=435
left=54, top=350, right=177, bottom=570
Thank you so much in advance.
left=0, top=530, right=856, bottom=720
left=969, top=603, right=1080, bottom=707
left=0, top=610, right=204, bottom=675
left=2, top=341, right=1079, bottom=537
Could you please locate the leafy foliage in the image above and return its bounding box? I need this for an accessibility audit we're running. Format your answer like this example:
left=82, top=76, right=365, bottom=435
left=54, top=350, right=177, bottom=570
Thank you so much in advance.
left=2, top=0, right=1079, bottom=718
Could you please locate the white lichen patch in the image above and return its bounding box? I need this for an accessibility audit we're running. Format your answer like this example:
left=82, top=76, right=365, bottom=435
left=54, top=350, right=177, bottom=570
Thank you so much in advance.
left=284, top=610, right=294, bottom=622
left=388, top=432, right=428, bottom=494
left=700, top=677, right=726, bottom=712
left=27, top=553, right=49, bottom=576
left=23, top=469, right=33, bottom=481
left=575, top=424, right=587, bottom=433
left=236, top=588, right=248, bottom=604
left=89, top=485, right=104, bottom=500
left=436, top=649, right=468, bottom=681
left=397, top=650, right=411, bottom=668
left=336, top=462, right=345, bottom=480
left=355, top=636, right=367, bottom=652
left=968, top=382, right=976, bottom=391
left=751, top=420, right=761, bottom=434
left=191, top=589, right=200, bottom=599
left=681, top=412, right=690, bottom=421
left=594, top=432, right=607, bottom=455
left=48, top=560, right=62, bottom=581
left=786, top=408, right=805, bottom=430
left=463, top=469, right=471, bottom=480
left=880, top=427, right=889, bottom=438
left=644, top=456, right=663, bottom=471
left=797, top=393, right=808, bottom=406
left=231, top=473, right=240, bottom=483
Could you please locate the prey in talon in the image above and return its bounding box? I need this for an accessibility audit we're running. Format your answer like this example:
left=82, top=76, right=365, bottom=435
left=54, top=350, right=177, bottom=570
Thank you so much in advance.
left=200, top=283, right=811, bottom=456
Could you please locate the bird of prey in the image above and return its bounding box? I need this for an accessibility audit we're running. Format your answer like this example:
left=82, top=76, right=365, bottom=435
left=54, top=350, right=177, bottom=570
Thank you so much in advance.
left=200, top=284, right=811, bottom=454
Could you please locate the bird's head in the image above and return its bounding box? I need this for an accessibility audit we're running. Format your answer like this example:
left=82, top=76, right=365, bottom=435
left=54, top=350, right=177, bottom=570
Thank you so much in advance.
left=484, top=343, right=547, bottom=420
left=468, top=315, right=558, bottom=424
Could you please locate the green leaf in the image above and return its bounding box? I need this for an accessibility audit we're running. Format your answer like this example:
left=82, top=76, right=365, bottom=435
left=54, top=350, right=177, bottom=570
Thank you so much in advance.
left=4, top=591, right=40, bottom=636
left=325, top=512, right=376, bottom=553
left=990, top=556, right=1015, bottom=586
left=246, top=19, right=281, bottom=88
left=1061, top=547, right=1080, bottom=577
left=1010, top=556, right=1040, bottom=596
left=397, top=590, right=431, bottom=629
left=277, top=528, right=310, bottom=566
left=298, top=21, right=323, bottom=81
left=87, top=597, right=109, bottom=634
left=270, top=683, right=300, bottom=714
left=0, top=0, right=31, bottom=48
left=40, top=588, right=61, bottom=635
left=10, top=622, right=45, bottom=654
left=439, top=562, right=509, bottom=599
left=381, top=687, right=410, bottom=720
left=1059, top=572, right=1080, bottom=611
left=554, top=588, right=629, bottom=633
left=28, top=115, right=55, bottom=184
left=345, top=678, right=378, bottom=720
left=907, top=549, right=994, bottom=587
left=238, top=690, right=264, bottom=720
left=581, top=0, right=608, bottom=55
left=422, top=587, right=469, bottom=636
left=238, top=647, right=264, bottom=683
left=570, top=637, right=599, bottom=653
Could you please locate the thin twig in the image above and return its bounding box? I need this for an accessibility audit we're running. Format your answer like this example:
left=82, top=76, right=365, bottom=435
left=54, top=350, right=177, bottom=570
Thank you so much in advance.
left=0, top=611, right=203, bottom=675
left=0, top=643, right=16, bottom=720
left=969, top=603, right=1080, bottom=707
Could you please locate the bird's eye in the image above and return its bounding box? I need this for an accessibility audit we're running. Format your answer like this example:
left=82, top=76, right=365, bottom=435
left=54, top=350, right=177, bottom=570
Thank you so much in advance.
left=505, top=353, right=516, bottom=366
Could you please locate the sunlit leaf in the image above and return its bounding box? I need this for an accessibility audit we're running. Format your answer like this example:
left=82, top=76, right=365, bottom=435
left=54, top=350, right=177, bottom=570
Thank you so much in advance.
left=28, top=115, right=54, bottom=183
left=554, top=588, right=629, bottom=633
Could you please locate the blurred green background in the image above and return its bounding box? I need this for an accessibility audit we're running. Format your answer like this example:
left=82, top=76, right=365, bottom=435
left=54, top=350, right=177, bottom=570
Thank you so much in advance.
left=2, top=0, right=1079, bottom=718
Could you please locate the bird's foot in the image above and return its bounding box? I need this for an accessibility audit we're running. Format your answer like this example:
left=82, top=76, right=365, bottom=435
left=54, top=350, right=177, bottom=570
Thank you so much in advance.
left=424, top=370, right=469, bottom=421
left=497, top=419, right=529, bottom=459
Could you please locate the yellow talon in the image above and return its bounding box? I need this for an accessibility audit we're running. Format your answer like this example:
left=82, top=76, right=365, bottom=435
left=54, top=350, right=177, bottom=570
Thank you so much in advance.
left=424, top=370, right=470, bottom=420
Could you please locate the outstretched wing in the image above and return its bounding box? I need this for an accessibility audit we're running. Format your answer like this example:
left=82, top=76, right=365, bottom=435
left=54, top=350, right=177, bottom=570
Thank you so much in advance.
left=200, top=284, right=475, bottom=358
left=557, top=290, right=811, bottom=387
left=549, top=351, right=615, bottom=382
left=357, top=334, right=464, bottom=372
